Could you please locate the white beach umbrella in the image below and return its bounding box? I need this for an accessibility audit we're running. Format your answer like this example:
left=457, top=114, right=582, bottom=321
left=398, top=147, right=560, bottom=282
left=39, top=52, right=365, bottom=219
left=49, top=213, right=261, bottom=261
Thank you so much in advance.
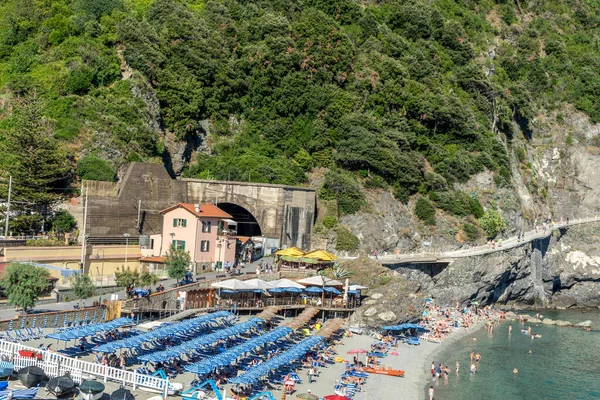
left=243, top=278, right=277, bottom=290
left=349, top=284, right=368, bottom=291
left=210, top=279, right=253, bottom=290
left=271, top=278, right=306, bottom=289
left=297, top=275, right=343, bottom=287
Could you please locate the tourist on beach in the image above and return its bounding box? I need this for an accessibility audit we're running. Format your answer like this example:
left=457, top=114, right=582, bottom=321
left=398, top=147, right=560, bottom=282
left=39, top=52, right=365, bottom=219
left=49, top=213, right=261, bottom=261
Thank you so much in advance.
left=307, top=366, right=315, bottom=383
left=435, top=363, right=442, bottom=379
left=429, top=385, right=434, bottom=400
left=431, top=362, right=435, bottom=378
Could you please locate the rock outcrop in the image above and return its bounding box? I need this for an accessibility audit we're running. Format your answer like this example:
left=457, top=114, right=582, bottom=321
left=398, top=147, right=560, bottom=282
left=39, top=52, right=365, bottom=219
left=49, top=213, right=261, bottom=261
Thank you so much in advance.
left=343, top=257, right=423, bottom=327
left=378, top=223, right=600, bottom=309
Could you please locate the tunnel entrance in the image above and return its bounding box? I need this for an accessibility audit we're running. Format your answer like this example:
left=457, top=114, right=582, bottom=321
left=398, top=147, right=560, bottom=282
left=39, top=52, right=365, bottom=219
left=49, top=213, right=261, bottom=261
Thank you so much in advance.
left=216, top=202, right=262, bottom=237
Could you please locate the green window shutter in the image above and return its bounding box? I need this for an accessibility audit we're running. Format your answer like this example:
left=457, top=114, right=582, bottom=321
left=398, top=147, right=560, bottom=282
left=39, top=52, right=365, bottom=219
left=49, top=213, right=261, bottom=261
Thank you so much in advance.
left=181, top=241, right=185, bottom=250
left=172, top=240, right=176, bottom=247
left=173, top=218, right=177, bottom=227
left=182, top=219, right=187, bottom=227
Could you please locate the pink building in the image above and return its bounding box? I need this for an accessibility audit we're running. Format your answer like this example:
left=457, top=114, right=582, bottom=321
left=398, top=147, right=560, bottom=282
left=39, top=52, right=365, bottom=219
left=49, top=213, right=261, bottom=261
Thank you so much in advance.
left=154, top=203, right=238, bottom=273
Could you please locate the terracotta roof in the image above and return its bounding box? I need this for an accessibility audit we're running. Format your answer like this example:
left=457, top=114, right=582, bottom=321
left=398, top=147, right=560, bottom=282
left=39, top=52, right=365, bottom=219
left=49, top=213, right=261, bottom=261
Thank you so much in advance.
left=236, top=236, right=252, bottom=243
left=139, top=256, right=166, bottom=263
left=159, top=202, right=232, bottom=219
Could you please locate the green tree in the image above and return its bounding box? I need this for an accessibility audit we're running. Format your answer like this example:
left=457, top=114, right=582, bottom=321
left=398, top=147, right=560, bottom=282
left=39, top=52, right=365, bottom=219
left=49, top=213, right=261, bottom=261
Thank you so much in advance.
left=320, top=170, right=365, bottom=217
left=0, top=97, right=71, bottom=207
left=480, top=209, right=507, bottom=239
left=70, top=273, right=96, bottom=305
left=164, top=243, right=190, bottom=280
left=50, top=210, right=77, bottom=234
left=0, top=263, right=50, bottom=311
left=114, top=266, right=140, bottom=288
left=415, top=197, right=436, bottom=225
left=140, top=268, right=160, bottom=287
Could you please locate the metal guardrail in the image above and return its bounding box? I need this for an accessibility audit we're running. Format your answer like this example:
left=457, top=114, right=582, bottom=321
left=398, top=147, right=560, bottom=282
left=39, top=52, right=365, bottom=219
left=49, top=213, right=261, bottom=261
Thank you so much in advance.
left=0, top=340, right=169, bottom=395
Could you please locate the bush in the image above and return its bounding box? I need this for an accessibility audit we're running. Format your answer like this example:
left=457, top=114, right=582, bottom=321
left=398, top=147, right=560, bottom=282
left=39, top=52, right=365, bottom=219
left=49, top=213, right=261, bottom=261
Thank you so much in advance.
left=320, top=170, right=365, bottom=216
left=50, top=210, right=77, bottom=233
left=415, top=196, right=436, bottom=225
left=335, top=226, right=360, bottom=251
left=462, top=223, right=480, bottom=242
left=322, top=216, right=338, bottom=229
left=77, top=156, right=116, bottom=182
left=65, top=66, right=95, bottom=95
left=468, top=197, right=484, bottom=218
left=480, top=209, right=507, bottom=238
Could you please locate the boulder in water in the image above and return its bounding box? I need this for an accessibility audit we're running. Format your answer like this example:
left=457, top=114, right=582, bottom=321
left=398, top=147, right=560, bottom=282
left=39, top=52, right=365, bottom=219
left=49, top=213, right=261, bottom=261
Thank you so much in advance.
left=541, top=318, right=556, bottom=325
left=555, top=320, right=572, bottom=327
left=575, top=320, right=592, bottom=328
left=528, top=318, right=542, bottom=324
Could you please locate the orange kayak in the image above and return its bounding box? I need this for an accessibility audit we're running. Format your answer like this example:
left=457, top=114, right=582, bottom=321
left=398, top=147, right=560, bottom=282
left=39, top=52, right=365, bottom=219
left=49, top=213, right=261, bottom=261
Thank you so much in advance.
left=363, top=367, right=405, bottom=377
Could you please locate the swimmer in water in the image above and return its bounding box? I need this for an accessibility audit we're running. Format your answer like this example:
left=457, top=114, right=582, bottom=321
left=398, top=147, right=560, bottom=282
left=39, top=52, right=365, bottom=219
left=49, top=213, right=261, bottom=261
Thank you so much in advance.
left=513, top=368, right=518, bottom=373
left=528, top=350, right=532, bottom=354
left=470, top=363, right=477, bottom=373
left=456, top=361, right=460, bottom=373
left=509, top=324, right=512, bottom=334
left=475, top=353, right=481, bottom=362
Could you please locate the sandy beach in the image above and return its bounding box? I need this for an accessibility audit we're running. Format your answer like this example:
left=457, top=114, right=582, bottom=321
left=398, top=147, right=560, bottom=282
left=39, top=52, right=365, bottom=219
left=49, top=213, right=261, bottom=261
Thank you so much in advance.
left=0, top=314, right=486, bottom=400
left=270, top=322, right=483, bottom=400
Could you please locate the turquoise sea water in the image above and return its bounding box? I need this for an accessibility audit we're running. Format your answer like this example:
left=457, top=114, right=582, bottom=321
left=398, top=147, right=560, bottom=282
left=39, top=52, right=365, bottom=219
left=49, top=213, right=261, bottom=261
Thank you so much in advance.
left=426, top=310, right=600, bottom=400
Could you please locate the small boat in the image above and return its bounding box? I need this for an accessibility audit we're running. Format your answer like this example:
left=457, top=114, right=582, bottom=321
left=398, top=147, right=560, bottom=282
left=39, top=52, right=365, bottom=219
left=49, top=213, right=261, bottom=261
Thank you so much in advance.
left=362, top=366, right=405, bottom=377
left=111, top=387, right=135, bottom=400
left=46, top=375, right=76, bottom=398
left=79, top=380, right=105, bottom=400
left=0, top=361, right=13, bottom=378
left=17, top=366, right=48, bottom=388
left=0, top=387, right=38, bottom=399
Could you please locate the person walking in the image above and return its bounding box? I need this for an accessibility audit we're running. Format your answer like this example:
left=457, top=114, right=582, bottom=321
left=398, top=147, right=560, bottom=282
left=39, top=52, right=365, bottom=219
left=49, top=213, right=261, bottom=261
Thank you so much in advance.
left=429, top=385, right=434, bottom=400
left=307, top=366, right=314, bottom=383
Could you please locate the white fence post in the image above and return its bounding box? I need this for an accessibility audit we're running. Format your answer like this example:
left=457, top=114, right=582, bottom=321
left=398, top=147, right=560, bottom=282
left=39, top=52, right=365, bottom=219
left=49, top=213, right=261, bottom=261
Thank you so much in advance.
left=0, top=340, right=165, bottom=392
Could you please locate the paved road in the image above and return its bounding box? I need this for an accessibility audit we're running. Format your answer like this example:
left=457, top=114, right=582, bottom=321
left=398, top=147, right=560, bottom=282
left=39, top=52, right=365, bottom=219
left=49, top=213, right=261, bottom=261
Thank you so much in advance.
left=353, top=216, right=600, bottom=264
left=0, top=258, right=270, bottom=320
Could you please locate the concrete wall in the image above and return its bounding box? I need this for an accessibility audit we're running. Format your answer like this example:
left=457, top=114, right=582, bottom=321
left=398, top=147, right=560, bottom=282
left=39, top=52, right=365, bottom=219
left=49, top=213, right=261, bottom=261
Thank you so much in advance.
left=1, top=244, right=141, bottom=286
left=82, top=163, right=316, bottom=249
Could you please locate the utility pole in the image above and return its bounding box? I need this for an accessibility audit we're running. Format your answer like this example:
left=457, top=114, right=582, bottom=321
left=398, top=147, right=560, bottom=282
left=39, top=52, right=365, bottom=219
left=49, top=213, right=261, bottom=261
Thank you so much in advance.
left=4, top=175, right=11, bottom=237
left=80, top=185, right=89, bottom=273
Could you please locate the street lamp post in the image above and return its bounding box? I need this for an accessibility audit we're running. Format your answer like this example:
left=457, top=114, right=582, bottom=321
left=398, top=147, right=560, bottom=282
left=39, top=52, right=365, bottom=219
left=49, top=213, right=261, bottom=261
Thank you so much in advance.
left=95, top=249, right=105, bottom=288
left=123, top=233, right=130, bottom=268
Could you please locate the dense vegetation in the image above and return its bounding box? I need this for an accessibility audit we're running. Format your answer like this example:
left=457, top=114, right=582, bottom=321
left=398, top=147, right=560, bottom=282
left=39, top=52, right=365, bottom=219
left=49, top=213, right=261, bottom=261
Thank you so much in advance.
left=1, top=0, right=600, bottom=233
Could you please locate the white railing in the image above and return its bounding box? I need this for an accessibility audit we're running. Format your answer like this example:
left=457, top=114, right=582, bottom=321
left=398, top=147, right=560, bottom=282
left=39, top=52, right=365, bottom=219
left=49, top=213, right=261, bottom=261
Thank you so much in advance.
left=0, top=340, right=169, bottom=395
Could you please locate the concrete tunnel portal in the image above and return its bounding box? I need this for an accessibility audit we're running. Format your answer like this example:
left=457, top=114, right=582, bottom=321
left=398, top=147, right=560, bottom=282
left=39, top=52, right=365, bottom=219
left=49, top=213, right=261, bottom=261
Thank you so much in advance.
left=216, top=202, right=262, bottom=237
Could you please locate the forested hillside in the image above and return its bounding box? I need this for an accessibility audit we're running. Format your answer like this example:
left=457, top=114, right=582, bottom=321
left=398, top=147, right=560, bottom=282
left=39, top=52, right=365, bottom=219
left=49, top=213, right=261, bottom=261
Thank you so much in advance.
left=1, top=0, right=600, bottom=235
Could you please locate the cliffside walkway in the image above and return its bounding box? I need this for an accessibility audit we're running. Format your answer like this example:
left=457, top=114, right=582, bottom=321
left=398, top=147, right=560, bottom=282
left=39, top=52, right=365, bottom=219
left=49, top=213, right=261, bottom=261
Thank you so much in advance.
left=350, top=215, right=600, bottom=264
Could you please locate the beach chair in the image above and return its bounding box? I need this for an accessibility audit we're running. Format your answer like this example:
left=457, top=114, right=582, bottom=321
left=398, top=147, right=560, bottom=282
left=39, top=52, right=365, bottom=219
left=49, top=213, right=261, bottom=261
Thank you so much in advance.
left=334, top=384, right=355, bottom=398
left=5, top=332, right=17, bottom=342
left=26, top=328, right=39, bottom=340
left=16, top=330, right=29, bottom=341
left=36, top=327, right=45, bottom=338
left=405, top=337, right=420, bottom=345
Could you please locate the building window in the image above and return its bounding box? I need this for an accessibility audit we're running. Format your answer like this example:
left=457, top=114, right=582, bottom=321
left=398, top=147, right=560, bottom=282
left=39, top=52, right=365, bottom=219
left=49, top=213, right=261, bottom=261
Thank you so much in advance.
left=173, top=218, right=187, bottom=227
left=200, top=240, right=210, bottom=252
left=217, top=220, right=224, bottom=235
left=202, top=221, right=211, bottom=233
left=149, top=239, right=154, bottom=249
left=172, top=240, right=185, bottom=250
